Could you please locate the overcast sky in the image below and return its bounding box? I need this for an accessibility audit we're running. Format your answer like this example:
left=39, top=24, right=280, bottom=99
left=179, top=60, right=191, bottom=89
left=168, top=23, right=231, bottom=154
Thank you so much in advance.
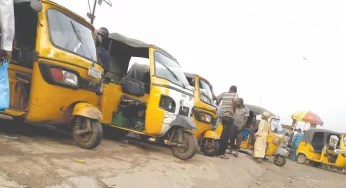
left=55, top=0, right=346, bottom=132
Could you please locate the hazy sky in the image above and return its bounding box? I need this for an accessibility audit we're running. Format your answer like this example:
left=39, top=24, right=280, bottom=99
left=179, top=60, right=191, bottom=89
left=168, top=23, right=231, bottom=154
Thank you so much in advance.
left=54, top=0, right=346, bottom=132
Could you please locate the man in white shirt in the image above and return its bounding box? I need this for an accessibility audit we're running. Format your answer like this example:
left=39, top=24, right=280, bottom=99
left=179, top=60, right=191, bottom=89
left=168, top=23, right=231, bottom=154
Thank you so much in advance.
left=0, top=0, right=15, bottom=62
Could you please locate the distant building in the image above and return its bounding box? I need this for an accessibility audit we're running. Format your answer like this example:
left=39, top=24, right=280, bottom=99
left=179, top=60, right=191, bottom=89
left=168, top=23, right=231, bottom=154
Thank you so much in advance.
left=282, top=124, right=293, bottom=134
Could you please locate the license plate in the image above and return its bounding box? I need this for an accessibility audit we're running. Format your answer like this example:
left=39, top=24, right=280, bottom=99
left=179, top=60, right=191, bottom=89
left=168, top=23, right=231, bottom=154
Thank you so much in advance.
left=88, top=67, right=101, bottom=79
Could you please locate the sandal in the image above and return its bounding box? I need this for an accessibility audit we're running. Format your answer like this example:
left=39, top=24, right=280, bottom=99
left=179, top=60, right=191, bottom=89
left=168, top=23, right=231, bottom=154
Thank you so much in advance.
left=219, top=155, right=229, bottom=159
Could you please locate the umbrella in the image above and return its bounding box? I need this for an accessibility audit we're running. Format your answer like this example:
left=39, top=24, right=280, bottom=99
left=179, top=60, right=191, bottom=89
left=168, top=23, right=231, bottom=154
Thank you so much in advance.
left=291, top=111, right=323, bottom=126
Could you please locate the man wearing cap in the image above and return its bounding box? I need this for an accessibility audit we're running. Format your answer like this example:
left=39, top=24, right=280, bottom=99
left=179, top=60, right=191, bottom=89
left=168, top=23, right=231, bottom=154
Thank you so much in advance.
left=96, top=27, right=110, bottom=73
left=254, top=111, right=271, bottom=163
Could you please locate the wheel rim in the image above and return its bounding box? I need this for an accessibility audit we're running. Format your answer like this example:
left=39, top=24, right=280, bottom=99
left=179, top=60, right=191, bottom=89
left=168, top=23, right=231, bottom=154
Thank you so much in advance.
left=275, top=156, right=284, bottom=164
left=75, top=118, right=93, bottom=143
left=204, top=139, right=216, bottom=153
left=298, top=155, right=305, bottom=163
left=176, top=137, right=189, bottom=153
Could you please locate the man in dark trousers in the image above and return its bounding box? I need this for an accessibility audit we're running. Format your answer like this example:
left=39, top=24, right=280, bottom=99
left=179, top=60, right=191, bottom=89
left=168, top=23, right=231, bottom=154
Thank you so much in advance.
left=231, top=98, right=249, bottom=157
left=211, top=85, right=238, bottom=159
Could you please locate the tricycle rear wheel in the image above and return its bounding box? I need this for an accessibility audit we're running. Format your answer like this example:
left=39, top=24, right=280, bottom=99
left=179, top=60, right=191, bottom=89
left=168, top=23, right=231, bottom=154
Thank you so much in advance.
left=171, top=131, right=198, bottom=160
left=297, top=154, right=307, bottom=164
left=201, top=138, right=220, bottom=157
left=72, top=117, right=103, bottom=149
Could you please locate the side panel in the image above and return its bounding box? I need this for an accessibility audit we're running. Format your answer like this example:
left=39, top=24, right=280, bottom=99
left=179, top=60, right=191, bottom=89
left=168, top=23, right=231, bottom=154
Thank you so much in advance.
left=145, top=48, right=194, bottom=135
left=296, top=142, right=321, bottom=161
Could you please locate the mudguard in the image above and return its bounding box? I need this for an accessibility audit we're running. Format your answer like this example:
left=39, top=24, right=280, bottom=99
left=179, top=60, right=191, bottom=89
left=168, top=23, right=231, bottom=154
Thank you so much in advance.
left=72, top=103, right=103, bottom=120
left=274, top=147, right=289, bottom=157
left=170, top=115, right=197, bottom=131
left=203, top=130, right=220, bottom=140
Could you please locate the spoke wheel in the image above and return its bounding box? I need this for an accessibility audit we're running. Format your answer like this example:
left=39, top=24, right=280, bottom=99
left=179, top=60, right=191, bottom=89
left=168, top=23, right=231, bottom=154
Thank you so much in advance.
left=171, top=131, right=198, bottom=160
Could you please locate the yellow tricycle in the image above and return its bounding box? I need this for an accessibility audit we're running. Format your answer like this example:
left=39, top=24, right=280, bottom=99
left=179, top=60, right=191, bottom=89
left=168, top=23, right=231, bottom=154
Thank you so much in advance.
left=99, top=33, right=198, bottom=160
left=296, top=129, right=346, bottom=172
left=215, top=104, right=288, bottom=166
left=1, top=0, right=104, bottom=149
left=185, top=73, right=220, bottom=156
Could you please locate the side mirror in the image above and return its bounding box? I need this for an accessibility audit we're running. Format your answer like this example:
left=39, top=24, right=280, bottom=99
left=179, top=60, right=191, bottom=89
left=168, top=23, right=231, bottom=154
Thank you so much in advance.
left=30, top=0, right=43, bottom=13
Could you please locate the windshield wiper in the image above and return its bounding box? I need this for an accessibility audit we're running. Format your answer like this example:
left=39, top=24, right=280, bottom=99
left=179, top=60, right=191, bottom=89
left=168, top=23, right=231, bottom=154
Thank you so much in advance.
left=159, top=62, right=186, bottom=89
left=70, top=21, right=82, bottom=43
left=70, top=21, right=97, bottom=66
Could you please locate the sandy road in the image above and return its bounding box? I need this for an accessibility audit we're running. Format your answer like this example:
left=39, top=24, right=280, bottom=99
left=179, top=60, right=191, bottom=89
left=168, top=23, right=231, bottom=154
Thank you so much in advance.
left=0, top=116, right=345, bottom=188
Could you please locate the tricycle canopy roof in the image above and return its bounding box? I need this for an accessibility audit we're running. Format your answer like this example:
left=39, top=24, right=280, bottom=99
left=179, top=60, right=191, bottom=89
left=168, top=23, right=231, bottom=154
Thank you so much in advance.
left=301, top=129, right=342, bottom=144
left=245, top=104, right=276, bottom=117
left=184, top=72, right=211, bottom=86
left=108, top=32, right=177, bottom=62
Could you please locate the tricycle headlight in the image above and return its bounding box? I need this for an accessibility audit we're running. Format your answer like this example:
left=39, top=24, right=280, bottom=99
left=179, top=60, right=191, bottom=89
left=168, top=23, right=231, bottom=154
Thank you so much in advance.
left=159, top=95, right=176, bottom=113
left=63, top=70, right=78, bottom=86
left=200, top=112, right=212, bottom=123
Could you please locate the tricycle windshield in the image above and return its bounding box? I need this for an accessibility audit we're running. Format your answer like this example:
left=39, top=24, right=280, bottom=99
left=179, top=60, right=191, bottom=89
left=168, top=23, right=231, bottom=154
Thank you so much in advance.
left=271, top=119, right=283, bottom=133
left=154, top=51, right=190, bottom=88
left=344, top=135, right=346, bottom=147
left=199, top=79, right=213, bottom=105
left=47, top=9, right=98, bottom=62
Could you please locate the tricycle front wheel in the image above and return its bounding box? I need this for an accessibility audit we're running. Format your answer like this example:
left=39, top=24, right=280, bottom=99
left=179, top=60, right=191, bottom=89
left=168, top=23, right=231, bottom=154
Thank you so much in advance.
left=171, top=131, right=198, bottom=160
left=72, top=117, right=103, bottom=149
left=201, top=138, right=220, bottom=157
left=274, top=155, right=286, bottom=166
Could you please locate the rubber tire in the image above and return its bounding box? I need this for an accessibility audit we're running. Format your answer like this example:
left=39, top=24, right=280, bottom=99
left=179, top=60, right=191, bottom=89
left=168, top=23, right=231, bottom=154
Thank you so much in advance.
left=274, top=155, right=286, bottom=167
left=171, top=131, right=198, bottom=160
left=73, top=118, right=103, bottom=149
left=297, top=154, right=307, bottom=164
left=201, top=138, right=220, bottom=157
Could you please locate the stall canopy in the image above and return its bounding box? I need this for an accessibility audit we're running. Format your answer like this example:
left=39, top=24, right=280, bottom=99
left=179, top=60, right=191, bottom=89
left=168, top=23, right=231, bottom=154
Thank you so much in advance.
left=291, top=111, right=323, bottom=126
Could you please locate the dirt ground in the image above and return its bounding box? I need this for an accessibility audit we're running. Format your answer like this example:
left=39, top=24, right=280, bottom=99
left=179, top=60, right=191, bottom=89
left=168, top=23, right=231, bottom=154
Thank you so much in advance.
left=0, top=115, right=345, bottom=188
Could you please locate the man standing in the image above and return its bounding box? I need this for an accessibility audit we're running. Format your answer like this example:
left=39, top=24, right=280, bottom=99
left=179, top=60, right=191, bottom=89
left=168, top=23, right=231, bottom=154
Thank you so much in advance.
left=291, top=128, right=304, bottom=161
left=96, top=27, right=110, bottom=73
left=211, top=85, right=238, bottom=159
left=254, top=112, right=271, bottom=163
left=231, top=98, right=249, bottom=157
left=0, top=0, right=15, bottom=62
